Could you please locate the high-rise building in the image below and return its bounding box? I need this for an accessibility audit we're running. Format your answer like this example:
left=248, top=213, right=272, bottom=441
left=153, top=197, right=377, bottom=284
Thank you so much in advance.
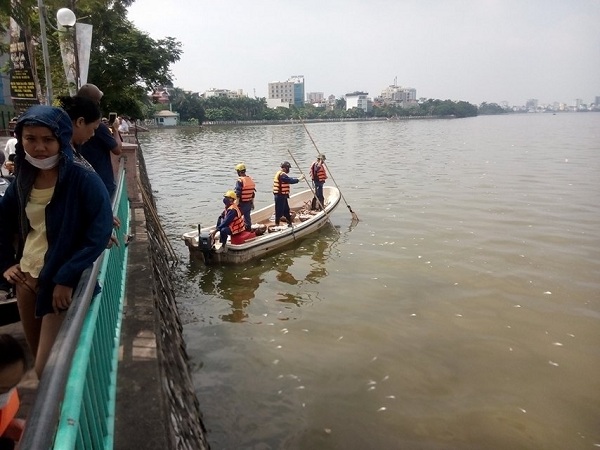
left=268, top=76, right=304, bottom=107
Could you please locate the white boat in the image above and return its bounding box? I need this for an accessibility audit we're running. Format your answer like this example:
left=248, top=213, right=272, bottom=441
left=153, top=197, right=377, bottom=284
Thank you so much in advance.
left=182, top=186, right=341, bottom=264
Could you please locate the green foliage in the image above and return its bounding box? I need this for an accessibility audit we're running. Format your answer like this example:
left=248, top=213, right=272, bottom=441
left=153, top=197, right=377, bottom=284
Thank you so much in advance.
left=3, top=0, right=181, bottom=119
left=478, top=102, right=508, bottom=115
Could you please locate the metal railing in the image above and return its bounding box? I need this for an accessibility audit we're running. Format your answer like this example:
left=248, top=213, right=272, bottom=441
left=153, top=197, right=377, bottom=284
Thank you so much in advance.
left=19, top=161, right=130, bottom=449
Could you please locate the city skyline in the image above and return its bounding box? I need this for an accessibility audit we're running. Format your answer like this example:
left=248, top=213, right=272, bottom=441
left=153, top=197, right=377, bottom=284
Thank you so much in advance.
left=127, top=0, right=600, bottom=107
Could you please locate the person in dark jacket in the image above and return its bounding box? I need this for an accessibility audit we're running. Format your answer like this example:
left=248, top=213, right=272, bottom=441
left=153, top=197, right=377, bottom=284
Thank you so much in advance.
left=213, top=190, right=246, bottom=252
left=77, top=84, right=122, bottom=199
left=0, top=105, right=113, bottom=378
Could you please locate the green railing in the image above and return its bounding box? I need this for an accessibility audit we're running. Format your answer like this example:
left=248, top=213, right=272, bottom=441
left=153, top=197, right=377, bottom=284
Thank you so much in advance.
left=19, top=163, right=130, bottom=449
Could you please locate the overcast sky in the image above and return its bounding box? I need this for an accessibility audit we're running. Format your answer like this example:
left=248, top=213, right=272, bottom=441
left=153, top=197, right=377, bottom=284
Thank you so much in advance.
left=126, top=0, right=600, bottom=106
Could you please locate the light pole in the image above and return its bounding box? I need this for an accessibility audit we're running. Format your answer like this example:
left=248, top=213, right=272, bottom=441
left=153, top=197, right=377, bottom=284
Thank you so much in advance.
left=37, top=0, right=53, bottom=104
left=36, top=1, right=77, bottom=104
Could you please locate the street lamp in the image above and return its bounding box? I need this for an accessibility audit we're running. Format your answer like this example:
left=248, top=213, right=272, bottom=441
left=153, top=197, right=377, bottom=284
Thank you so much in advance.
left=36, top=1, right=77, bottom=104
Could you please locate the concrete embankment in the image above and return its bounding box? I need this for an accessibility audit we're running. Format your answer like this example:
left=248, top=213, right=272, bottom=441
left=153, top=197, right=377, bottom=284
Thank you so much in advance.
left=0, top=136, right=209, bottom=449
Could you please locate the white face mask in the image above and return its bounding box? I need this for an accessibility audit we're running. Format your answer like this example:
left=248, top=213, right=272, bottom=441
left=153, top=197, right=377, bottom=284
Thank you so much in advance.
left=24, top=150, right=60, bottom=170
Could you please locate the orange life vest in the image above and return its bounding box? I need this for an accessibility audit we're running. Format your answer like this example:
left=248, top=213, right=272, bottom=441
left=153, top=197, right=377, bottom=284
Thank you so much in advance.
left=310, top=162, right=327, bottom=182
left=238, top=176, right=256, bottom=202
left=227, top=204, right=245, bottom=235
left=273, top=170, right=290, bottom=195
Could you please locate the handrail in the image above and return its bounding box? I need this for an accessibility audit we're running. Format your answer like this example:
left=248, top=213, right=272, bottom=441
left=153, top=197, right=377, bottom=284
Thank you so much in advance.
left=19, top=158, right=128, bottom=449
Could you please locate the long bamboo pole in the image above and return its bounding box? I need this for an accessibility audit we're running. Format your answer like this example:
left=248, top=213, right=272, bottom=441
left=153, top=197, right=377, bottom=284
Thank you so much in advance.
left=285, top=148, right=338, bottom=234
left=298, top=116, right=359, bottom=221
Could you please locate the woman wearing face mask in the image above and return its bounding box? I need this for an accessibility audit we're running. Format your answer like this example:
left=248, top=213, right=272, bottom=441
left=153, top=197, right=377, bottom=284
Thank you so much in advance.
left=0, top=105, right=113, bottom=378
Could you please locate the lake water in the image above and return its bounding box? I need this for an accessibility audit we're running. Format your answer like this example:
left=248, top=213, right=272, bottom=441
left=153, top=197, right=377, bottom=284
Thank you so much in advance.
left=137, top=113, right=600, bottom=449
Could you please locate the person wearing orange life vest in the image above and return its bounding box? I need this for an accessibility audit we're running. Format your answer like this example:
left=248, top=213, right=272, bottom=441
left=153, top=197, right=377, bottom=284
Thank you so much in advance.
left=273, top=161, right=305, bottom=227
left=214, top=191, right=246, bottom=251
left=310, top=154, right=327, bottom=210
left=234, top=163, right=256, bottom=231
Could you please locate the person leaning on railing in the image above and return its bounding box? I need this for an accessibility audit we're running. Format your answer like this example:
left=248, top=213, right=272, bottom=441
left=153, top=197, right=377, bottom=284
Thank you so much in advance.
left=0, top=105, right=113, bottom=379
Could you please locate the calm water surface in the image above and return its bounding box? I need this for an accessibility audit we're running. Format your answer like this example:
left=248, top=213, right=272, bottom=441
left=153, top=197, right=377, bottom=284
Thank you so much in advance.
left=137, top=113, right=600, bottom=449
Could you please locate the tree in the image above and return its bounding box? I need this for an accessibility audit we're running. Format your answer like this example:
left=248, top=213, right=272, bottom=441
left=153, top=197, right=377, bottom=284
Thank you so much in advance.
left=478, top=102, right=507, bottom=115
left=3, top=0, right=182, bottom=118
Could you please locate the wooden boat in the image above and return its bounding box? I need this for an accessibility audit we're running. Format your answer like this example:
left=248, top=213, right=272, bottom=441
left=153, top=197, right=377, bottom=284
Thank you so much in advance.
left=182, top=186, right=341, bottom=264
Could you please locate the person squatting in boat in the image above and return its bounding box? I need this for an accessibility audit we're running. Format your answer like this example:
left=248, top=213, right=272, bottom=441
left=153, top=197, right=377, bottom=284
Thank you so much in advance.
left=212, top=191, right=246, bottom=252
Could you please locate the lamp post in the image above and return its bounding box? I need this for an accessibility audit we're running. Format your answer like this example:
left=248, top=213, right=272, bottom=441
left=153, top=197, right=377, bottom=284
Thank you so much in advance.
left=37, top=0, right=53, bottom=104
left=36, top=1, right=77, bottom=104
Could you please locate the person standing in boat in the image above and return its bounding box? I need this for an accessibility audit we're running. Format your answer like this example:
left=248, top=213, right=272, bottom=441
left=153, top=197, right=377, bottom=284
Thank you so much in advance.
left=234, top=163, right=256, bottom=231
left=310, top=154, right=327, bottom=210
left=213, top=191, right=246, bottom=252
left=273, top=161, right=304, bottom=227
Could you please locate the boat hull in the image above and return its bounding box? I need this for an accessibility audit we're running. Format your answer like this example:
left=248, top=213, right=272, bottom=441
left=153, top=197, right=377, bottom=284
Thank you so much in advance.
left=182, top=186, right=341, bottom=264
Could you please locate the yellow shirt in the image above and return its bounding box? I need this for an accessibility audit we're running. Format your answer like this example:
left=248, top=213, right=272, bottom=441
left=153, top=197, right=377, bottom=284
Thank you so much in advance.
left=20, top=186, right=54, bottom=277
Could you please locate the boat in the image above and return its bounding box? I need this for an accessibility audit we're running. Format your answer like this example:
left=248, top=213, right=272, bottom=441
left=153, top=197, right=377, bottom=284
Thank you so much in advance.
left=182, top=186, right=341, bottom=264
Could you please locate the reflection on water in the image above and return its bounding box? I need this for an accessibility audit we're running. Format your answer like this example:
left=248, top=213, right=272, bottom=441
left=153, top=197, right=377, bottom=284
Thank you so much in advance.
left=139, top=114, right=600, bottom=449
left=184, top=226, right=339, bottom=323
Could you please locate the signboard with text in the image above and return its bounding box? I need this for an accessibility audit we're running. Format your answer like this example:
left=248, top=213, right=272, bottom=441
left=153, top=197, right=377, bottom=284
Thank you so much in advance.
left=9, top=18, right=39, bottom=114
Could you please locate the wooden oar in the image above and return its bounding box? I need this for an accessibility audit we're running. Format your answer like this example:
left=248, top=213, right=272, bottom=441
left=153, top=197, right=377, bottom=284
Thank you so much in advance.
left=298, top=116, right=359, bottom=222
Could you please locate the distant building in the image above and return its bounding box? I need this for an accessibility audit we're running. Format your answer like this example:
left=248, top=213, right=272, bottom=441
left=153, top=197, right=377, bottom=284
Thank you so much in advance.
left=345, top=91, right=372, bottom=113
left=379, top=85, right=417, bottom=106
left=268, top=75, right=304, bottom=107
left=153, top=109, right=179, bottom=126
left=203, top=88, right=247, bottom=99
left=266, top=98, right=290, bottom=109
left=306, top=92, right=324, bottom=103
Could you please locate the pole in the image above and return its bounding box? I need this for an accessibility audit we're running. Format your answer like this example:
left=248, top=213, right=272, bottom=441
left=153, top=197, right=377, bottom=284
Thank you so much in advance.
left=285, top=148, right=338, bottom=234
left=37, top=0, right=53, bottom=104
left=298, top=116, right=359, bottom=222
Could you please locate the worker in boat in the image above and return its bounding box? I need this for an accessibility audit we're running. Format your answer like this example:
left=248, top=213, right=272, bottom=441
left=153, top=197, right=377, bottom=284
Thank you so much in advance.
left=234, top=163, right=256, bottom=231
left=273, top=161, right=304, bottom=227
left=213, top=191, right=246, bottom=252
left=309, top=154, right=327, bottom=210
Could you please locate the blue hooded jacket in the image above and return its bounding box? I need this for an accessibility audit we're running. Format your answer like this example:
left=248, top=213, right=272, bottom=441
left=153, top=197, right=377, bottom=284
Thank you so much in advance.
left=0, top=105, right=113, bottom=316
